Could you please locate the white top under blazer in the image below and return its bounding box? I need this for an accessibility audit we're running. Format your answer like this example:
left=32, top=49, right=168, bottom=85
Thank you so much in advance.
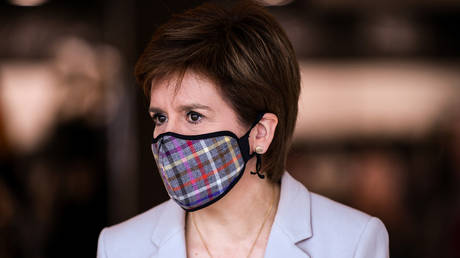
left=97, top=172, right=390, bottom=258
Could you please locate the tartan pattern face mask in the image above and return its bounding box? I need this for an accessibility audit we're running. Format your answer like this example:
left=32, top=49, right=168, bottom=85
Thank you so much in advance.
left=151, top=115, right=263, bottom=211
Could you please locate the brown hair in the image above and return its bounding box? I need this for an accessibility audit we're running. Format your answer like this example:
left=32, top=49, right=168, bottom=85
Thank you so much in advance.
left=135, top=0, right=300, bottom=182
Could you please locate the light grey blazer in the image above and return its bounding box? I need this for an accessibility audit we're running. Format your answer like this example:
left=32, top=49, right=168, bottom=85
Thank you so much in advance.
left=97, top=172, right=389, bottom=258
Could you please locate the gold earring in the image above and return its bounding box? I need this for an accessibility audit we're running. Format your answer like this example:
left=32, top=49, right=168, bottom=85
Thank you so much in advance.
left=255, top=146, right=264, bottom=154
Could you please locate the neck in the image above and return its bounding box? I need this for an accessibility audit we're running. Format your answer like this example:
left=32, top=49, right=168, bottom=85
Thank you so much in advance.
left=189, top=159, right=280, bottom=240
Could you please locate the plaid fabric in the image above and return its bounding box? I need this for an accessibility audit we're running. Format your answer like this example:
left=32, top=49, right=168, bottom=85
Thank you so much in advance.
left=152, top=134, right=245, bottom=210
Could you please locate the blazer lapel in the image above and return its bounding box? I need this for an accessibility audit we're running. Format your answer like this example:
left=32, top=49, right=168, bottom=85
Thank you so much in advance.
left=150, top=200, right=187, bottom=258
left=264, top=172, right=313, bottom=258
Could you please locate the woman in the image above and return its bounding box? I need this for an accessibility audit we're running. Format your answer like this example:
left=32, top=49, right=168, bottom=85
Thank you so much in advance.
left=97, top=1, right=389, bottom=257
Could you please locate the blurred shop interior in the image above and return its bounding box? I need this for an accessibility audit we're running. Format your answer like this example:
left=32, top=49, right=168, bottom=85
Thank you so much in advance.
left=0, top=0, right=459, bottom=257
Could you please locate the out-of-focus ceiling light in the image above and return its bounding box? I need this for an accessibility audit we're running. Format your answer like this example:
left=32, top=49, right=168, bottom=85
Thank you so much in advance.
left=260, top=0, right=294, bottom=6
left=9, top=0, right=47, bottom=7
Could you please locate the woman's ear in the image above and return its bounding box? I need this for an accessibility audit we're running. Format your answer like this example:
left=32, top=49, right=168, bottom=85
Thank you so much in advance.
left=251, top=113, right=278, bottom=154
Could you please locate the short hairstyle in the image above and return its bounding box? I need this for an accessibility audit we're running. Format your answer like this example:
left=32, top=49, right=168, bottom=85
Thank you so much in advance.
left=135, top=0, right=300, bottom=182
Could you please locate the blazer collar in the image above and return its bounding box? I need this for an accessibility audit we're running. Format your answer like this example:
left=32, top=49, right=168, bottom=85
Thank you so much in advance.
left=150, top=200, right=187, bottom=257
left=275, top=172, right=312, bottom=243
left=149, top=171, right=312, bottom=257
left=264, top=172, right=312, bottom=258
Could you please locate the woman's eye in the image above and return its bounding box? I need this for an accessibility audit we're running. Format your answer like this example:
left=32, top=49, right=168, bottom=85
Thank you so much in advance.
left=187, top=111, right=202, bottom=124
left=152, top=114, right=167, bottom=125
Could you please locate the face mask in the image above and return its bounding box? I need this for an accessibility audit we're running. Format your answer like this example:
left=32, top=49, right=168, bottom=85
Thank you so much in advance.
left=151, top=114, right=263, bottom=211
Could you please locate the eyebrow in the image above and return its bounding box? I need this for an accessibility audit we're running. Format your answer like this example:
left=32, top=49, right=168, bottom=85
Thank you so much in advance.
left=178, top=104, right=213, bottom=112
left=148, top=107, right=165, bottom=114
left=148, top=104, right=213, bottom=114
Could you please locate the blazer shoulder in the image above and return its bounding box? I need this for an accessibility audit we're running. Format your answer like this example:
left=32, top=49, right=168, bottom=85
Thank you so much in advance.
left=310, top=192, right=371, bottom=225
left=97, top=200, right=172, bottom=258
left=306, top=193, right=389, bottom=257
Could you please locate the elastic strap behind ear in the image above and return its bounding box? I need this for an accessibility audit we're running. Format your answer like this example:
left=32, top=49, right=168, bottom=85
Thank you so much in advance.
left=238, top=112, right=266, bottom=162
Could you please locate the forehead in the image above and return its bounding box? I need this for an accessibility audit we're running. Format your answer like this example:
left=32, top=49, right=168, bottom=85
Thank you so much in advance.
left=149, top=71, right=227, bottom=110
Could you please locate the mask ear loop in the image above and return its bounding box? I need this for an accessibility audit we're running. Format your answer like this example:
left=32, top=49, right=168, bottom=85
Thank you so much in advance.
left=246, top=113, right=266, bottom=179
left=239, top=112, right=265, bottom=162
left=250, top=153, right=265, bottom=179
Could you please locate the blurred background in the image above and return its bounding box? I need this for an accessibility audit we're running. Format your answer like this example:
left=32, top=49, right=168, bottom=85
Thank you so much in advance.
left=0, top=0, right=459, bottom=257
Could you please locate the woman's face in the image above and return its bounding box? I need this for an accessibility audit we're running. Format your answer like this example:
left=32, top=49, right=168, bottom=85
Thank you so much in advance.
left=149, top=71, right=246, bottom=139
